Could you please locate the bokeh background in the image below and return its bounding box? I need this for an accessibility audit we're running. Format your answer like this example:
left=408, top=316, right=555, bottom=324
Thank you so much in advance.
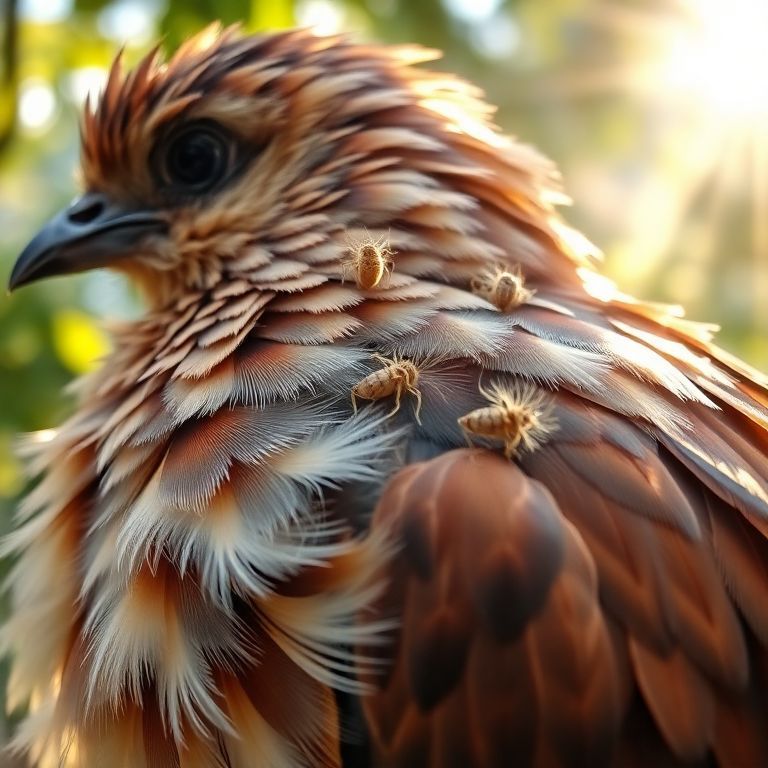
left=0, top=0, right=767, bottom=744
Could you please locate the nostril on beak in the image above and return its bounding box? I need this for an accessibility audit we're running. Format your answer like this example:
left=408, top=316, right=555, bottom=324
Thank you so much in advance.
left=68, top=194, right=107, bottom=225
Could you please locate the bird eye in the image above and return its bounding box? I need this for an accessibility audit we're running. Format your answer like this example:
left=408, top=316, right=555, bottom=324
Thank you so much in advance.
left=160, top=122, right=231, bottom=192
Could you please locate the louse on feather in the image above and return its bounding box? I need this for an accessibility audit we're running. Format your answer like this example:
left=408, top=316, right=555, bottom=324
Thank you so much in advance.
left=351, top=354, right=423, bottom=424
left=341, top=231, right=395, bottom=290
left=459, top=380, right=557, bottom=458
left=470, top=264, right=535, bottom=312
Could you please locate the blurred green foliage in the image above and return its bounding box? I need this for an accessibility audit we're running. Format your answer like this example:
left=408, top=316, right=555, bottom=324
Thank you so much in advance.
left=0, top=0, right=766, bottom=745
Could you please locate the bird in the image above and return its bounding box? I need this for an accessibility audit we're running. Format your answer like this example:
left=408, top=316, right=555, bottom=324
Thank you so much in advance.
left=4, top=23, right=768, bottom=768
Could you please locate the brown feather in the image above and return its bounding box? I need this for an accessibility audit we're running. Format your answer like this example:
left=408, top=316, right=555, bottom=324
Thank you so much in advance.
left=364, top=450, right=624, bottom=767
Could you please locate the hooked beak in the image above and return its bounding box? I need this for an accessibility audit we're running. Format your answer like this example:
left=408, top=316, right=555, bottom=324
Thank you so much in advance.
left=8, top=192, right=167, bottom=291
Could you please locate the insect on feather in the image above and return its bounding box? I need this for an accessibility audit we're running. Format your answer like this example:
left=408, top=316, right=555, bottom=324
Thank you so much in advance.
left=341, top=230, right=395, bottom=290
left=459, top=380, right=556, bottom=458
left=471, top=264, right=534, bottom=312
left=351, top=354, right=423, bottom=424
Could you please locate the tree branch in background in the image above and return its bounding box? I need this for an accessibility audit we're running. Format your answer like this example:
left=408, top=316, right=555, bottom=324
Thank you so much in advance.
left=0, top=0, right=18, bottom=156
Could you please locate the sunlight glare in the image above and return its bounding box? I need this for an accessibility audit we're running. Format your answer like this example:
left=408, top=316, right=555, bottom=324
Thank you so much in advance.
left=18, top=79, right=58, bottom=134
left=65, top=67, right=108, bottom=106
left=576, top=268, right=618, bottom=303
left=296, top=0, right=347, bottom=35
left=441, top=0, right=502, bottom=24
left=97, top=0, right=162, bottom=46
left=20, top=0, right=72, bottom=24
left=662, top=0, right=768, bottom=121
left=29, top=429, right=57, bottom=445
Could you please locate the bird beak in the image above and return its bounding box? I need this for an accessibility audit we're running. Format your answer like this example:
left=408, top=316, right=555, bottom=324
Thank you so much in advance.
left=8, top=192, right=168, bottom=290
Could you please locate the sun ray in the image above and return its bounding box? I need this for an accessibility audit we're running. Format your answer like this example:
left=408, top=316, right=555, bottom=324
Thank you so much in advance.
left=528, top=0, right=768, bottom=366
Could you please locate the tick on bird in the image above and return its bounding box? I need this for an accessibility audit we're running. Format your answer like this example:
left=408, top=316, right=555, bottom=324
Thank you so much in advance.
left=470, top=264, right=534, bottom=312
left=459, top=380, right=556, bottom=458
left=341, top=231, right=395, bottom=290
left=352, top=353, right=423, bottom=423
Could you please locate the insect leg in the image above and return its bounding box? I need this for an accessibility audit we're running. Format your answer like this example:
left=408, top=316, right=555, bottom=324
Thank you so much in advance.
left=388, top=383, right=403, bottom=417
left=411, top=385, right=423, bottom=425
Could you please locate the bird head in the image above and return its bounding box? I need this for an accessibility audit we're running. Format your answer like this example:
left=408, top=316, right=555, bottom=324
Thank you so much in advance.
left=9, top=25, right=581, bottom=309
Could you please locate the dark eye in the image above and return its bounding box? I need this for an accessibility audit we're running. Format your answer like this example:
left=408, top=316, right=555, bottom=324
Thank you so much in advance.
left=161, top=122, right=231, bottom=192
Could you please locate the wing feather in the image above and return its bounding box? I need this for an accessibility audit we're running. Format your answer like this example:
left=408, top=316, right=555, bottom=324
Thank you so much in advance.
left=629, top=642, right=714, bottom=762
left=363, top=449, right=624, bottom=767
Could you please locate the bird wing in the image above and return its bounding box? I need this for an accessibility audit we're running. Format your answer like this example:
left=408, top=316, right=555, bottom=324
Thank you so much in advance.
left=361, top=353, right=768, bottom=768
left=361, top=449, right=623, bottom=767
